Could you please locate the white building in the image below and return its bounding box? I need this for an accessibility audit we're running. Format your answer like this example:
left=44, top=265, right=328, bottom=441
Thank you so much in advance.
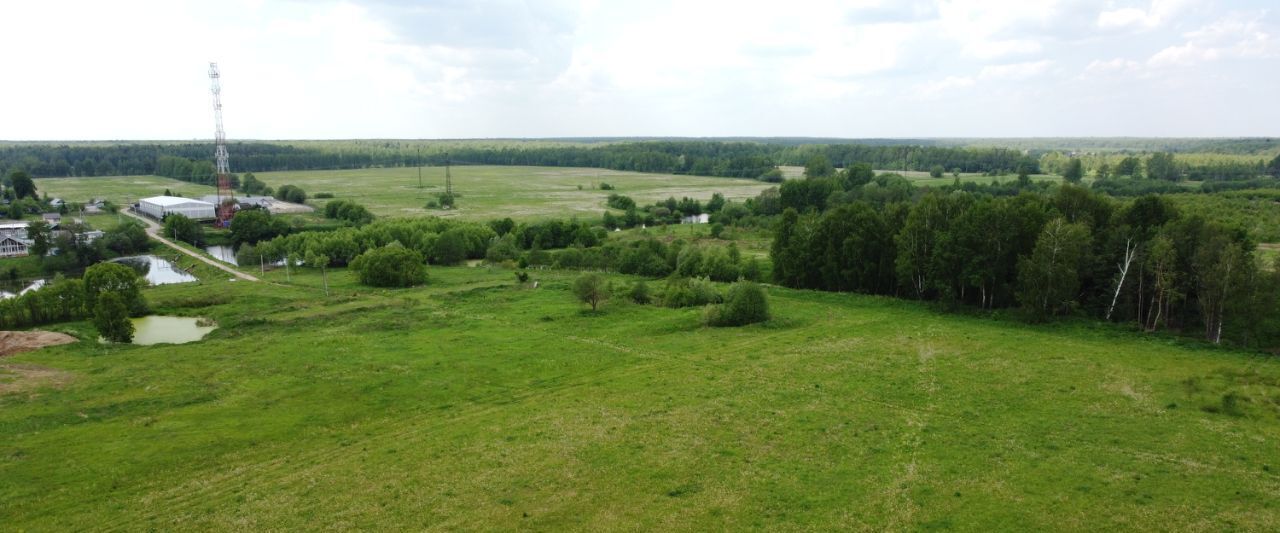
left=138, top=196, right=216, bottom=220
left=0, top=235, right=31, bottom=258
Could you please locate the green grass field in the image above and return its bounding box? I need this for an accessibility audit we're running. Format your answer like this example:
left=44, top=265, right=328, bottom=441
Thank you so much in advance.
left=253, top=166, right=772, bottom=220
left=33, top=175, right=217, bottom=206
left=3, top=258, right=1280, bottom=530
left=35, top=166, right=773, bottom=222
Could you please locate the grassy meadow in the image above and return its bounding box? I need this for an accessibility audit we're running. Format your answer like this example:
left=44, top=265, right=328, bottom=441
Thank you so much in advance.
left=252, top=166, right=773, bottom=220
left=3, top=257, right=1280, bottom=530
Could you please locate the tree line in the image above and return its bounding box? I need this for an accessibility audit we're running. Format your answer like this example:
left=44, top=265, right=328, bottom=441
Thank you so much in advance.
left=769, top=178, right=1280, bottom=349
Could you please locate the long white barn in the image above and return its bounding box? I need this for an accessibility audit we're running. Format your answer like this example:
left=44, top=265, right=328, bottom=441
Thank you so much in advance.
left=138, top=196, right=215, bottom=220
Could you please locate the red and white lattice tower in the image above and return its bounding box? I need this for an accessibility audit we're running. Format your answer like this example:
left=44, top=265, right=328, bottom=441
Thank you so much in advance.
left=209, top=62, right=235, bottom=225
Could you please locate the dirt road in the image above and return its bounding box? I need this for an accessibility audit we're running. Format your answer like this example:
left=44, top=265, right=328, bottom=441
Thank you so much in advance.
left=122, top=210, right=260, bottom=282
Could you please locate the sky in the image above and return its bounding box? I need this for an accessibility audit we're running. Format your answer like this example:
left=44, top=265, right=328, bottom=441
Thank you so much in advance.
left=1, top=0, right=1277, bottom=140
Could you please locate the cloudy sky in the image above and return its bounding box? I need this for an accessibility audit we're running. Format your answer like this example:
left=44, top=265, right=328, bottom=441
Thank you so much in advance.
left=1, top=0, right=1276, bottom=140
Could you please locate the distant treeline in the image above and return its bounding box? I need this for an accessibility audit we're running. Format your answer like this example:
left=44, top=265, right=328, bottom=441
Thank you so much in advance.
left=1, top=140, right=1040, bottom=180
left=4, top=139, right=1277, bottom=183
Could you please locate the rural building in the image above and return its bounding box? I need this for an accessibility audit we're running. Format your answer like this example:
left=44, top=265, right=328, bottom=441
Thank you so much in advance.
left=138, top=196, right=215, bottom=220
left=0, top=235, right=31, bottom=258
left=200, top=194, right=314, bottom=215
left=0, top=222, right=29, bottom=239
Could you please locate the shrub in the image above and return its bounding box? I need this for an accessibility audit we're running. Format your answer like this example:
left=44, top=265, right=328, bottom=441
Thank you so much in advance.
left=314, top=192, right=334, bottom=199
left=661, top=277, right=721, bottom=308
left=705, top=282, right=770, bottom=327
left=323, top=199, right=374, bottom=225
left=349, top=243, right=427, bottom=287
left=274, top=184, right=307, bottom=204
left=573, top=272, right=609, bottom=311
left=515, top=271, right=529, bottom=283
left=599, top=182, right=614, bottom=190
left=629, top=280, right=651, bottom=304
left=710, top=223, right=725, bottom=239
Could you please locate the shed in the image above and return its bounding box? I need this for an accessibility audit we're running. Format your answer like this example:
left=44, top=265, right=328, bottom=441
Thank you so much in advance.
left=138, top=196, right=216, bottom=220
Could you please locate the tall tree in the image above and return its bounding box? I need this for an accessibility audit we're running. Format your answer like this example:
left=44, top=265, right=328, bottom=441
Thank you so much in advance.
left=9, top=171, right=36, bottom=199
left=1016, top=218, right=1092, bottom=319
left=1063, top=158, right=1084, bottom=183
left=94, top=292, right=134, bottom=343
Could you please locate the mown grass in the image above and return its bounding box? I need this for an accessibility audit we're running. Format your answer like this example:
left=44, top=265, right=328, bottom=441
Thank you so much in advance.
left=3, top=260, right=1280, bottom=530
left=35, top=166, right=773, bottom=223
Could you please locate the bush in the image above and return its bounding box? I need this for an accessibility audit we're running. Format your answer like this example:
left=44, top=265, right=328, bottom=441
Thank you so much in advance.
left=573, top=272, right=609, bottom=311
left=349, top=243, right=427, bottom=287
left=629, top=280, right=651, bottom=304
left=704, top=282, right=770, bottom=327
left=274, top=184, right=307, bottom=204
left=710, top=223, right=725, bottom=239
left=599, top=182, right=614, bottom=190
left=661, top=277, right=721, bottom=308
left=314, top=192, right=334, bottom=199
left=322, top=199, right=374, bottom=225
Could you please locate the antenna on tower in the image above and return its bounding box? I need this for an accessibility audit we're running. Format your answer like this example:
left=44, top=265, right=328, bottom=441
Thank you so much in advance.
left=209, top=62, right=235, bottom=226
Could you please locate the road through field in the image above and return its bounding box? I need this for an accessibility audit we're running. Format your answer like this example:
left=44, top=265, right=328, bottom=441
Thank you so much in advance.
left=122, top=209, right=260, bottom=282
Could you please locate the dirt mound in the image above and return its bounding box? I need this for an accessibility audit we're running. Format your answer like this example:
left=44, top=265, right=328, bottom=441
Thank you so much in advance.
left=0, top=331, right=79, bottom=357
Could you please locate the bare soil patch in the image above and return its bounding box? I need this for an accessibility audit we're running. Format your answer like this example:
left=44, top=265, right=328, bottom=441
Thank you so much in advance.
left=0, top=330, right=79, bottom=357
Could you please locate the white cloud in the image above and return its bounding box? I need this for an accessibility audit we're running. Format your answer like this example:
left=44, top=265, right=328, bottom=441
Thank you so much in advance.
left=979, top=60, right=1053, bottom=80
left=1147, top=11, right=1278, bottom=68
left=962, top=39, right=1043, bottom=60
left=1097, top=0, right=1194, bottom=30
left=914, top=75, right=976, bottom=98
left=1083, top=57, right=1143, bottom=76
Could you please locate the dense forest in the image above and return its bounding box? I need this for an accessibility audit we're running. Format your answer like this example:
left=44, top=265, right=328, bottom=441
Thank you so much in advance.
left=767, top=167, right=1280, bottom=349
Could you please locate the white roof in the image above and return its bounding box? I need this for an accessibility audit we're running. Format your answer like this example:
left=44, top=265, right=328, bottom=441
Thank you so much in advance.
left=140, top=196, right=215, bottom=207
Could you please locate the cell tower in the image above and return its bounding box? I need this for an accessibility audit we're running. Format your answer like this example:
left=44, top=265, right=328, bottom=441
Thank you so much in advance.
left=209, top=62, right=235, bottom=226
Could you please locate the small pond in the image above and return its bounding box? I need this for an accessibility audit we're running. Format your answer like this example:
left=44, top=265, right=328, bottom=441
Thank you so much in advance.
left=681, top=213, right=710, bottom=224
left=112, top=255, right=198, bottom=285
left=205, top=245, right=238, bottom=266
left=123, top=316, right=217, bottom=345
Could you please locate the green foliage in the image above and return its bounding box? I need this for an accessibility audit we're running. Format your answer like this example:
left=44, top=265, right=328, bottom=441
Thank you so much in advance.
left=661, top=277, right=722, bottom=308
left=1115, top=156, right=1142, bottom=178
left=83, top=261, right=147, bottom=316
left=433, top=228, right=469, bottom=265
left=162, top=213, right=205, bottom=246
left=1016, top=218, right=1092, bottom=320
left=101, top=220, right=150, bottom=255
left=704, top=282, right=770, bottom=327
left=929, top=165, right=944, bottom=179
left=606, top=194, right=635, bottom=210
left=9, top=170, right=37, bottom=199
left=93, top=292, right=134, bottom=343
left=274, top=184, right=308, bottom=204
left=599, top=182, right=614, bottom=190
left=0, top=276, right=86, bottom=329
left=1147, top=152, right=1180, bottom=181
left=229, top=209, right=289, bottom=245
left=804, top=155, right=835, bottom=178
left=322, top=199, right=374, bottom=225
left=349, top=243, right=427, bottom=288
left=572, top=272, right=609, bottom=311
left=1063, top=158, right=1084, bottom=183
left=628, top=280, right=651, bottom=304
left=438, top=192, right=456, bottom=208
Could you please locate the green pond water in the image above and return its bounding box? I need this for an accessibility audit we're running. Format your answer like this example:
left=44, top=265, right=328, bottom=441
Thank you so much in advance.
left=110, top=316, right=217, bottom=345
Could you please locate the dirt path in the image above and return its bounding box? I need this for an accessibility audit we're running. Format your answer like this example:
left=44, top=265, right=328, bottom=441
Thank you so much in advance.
left=122, top=210, right=260, bottom=282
